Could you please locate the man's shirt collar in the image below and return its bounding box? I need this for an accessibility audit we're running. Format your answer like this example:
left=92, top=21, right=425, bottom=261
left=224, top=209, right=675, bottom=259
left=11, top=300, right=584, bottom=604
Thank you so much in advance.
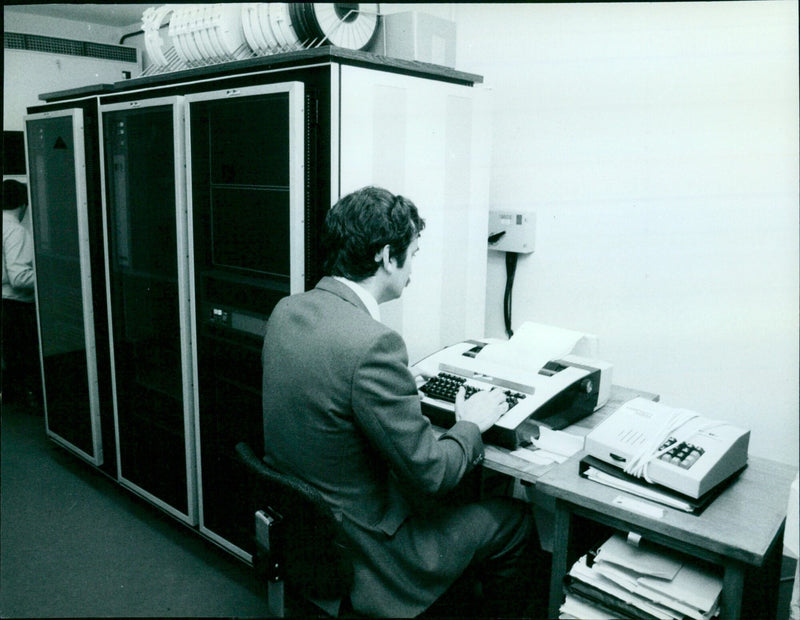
left=333, top=276, right=381, bottom=322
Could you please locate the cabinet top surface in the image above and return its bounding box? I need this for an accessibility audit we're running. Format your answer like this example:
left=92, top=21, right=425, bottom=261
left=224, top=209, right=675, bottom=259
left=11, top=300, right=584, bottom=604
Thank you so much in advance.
left=39, top=47, right=483, bottom=103
left=537, top=451, right=797, bottom=565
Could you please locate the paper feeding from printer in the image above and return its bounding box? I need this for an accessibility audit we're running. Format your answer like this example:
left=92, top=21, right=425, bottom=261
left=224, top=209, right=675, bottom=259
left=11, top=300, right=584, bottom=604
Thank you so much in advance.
left=413, top=322, right=613, bottom=449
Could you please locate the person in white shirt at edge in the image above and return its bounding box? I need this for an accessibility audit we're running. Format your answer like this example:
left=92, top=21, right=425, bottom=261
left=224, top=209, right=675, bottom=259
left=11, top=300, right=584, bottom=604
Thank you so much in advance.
left=2, top=179, right=41, bottom=410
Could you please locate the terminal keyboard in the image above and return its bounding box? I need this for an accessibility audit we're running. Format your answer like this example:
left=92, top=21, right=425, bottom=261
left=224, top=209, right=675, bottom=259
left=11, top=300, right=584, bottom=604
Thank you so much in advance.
left=419, top=372, right=527, bottom=409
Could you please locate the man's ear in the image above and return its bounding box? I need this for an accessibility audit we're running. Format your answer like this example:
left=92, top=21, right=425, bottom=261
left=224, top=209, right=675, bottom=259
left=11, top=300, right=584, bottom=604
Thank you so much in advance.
left=375, top=244, right=393, bottom=270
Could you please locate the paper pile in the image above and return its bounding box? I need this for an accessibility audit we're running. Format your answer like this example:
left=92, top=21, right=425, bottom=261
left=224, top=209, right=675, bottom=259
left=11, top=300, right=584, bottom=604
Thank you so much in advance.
left=559, top=533, right=722, bottom=620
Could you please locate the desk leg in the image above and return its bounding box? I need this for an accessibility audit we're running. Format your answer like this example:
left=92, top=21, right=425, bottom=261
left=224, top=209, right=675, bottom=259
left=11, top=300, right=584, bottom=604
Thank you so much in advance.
left=739, top=525, right=785, bottom=619
left=721, top=562, right=744, bottom=620
left=759, top=527, right=785, bottom=619
left=548, top=500, right=571, bottom=619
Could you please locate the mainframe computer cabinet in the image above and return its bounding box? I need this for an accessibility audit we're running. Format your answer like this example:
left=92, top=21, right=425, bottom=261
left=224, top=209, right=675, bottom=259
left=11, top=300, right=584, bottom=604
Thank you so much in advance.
left=99, top=96, right=197, bottom=525
left=185, top=81, right=307, bottom=557
left=30, top=49, right=491, bottom=561
left=24, top=100, right=116, bottom=477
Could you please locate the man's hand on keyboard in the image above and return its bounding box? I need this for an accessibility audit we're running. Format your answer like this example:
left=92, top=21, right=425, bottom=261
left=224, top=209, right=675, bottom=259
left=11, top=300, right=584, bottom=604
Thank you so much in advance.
left=454, top=386, right=508, bottom=433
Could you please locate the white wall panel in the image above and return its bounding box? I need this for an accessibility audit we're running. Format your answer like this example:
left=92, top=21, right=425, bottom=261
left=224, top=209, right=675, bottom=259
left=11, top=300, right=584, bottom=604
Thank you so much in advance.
left=337, top=65, right=490, bottom=364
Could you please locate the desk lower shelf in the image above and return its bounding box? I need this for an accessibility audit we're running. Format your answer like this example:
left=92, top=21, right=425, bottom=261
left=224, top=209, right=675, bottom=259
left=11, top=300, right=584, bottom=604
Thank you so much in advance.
left=536, top=452, right=796, bottom=619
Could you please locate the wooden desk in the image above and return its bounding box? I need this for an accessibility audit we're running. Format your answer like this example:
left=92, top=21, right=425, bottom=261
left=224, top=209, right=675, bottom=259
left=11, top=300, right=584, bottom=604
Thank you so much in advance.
left=479, top=385, right=657, bottom=484
left=437, top=383, right=794, bottom=617
left=536, top=452, right=796, bottom=619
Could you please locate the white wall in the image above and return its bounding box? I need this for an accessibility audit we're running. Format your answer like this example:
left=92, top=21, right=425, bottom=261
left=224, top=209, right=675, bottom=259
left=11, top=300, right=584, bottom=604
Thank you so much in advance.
left=3, top=10, right=135, bottom=42
left=3, top=3, right=797, bottom=467
left=3, top=9, right=140, bottom=130
left=446, top=2, right=798, bottom=466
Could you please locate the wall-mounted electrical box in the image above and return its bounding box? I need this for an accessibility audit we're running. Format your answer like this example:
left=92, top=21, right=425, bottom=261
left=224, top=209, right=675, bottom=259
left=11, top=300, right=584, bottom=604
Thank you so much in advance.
left=488, top=210, right=536, bottom=253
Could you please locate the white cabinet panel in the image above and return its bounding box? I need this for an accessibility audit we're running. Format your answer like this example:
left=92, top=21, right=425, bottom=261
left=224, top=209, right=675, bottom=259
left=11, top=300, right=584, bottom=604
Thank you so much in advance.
left=337, top=65, right=491, bottom=363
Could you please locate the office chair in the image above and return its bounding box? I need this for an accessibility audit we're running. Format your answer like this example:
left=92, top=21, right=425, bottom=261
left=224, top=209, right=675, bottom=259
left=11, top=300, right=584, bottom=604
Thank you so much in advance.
left=234, top=442, right=354, bottom=618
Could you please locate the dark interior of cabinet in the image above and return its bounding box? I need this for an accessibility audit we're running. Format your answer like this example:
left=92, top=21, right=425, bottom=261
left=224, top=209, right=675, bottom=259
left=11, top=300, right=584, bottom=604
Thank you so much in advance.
left=102, top=103, right=189, bottom=514
left=25, top=107, right=115, bottom=472
left=189, top=78, right=327, bottom=553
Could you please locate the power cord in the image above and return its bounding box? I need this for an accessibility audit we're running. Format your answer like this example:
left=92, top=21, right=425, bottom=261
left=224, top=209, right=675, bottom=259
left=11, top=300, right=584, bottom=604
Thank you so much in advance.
left=488, top=231, right=506, bottom=245
left=487, top=231, right=520, bottom=339
left=504, top=252, right=518, bottom=339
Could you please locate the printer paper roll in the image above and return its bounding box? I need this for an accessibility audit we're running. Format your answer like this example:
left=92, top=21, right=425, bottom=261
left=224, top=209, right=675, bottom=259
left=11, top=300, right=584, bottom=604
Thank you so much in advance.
left=476, top=322, right=591, bottom=373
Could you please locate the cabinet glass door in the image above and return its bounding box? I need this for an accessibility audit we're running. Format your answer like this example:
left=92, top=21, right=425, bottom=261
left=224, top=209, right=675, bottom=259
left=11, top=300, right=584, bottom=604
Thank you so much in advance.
left=186, top=82, right=305, bottom=557
left=101, top=97, right=196, bottom=524
left=25, top=109, right=103, bottom=465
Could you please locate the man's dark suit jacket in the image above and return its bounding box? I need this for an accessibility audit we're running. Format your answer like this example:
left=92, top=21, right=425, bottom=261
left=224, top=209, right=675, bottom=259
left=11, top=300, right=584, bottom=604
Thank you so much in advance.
left=262, top=277, right=488, bottom=616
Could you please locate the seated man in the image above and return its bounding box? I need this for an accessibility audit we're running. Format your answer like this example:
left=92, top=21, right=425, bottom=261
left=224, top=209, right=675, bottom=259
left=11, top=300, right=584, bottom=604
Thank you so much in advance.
left=262, top=186, right=545, bottom=617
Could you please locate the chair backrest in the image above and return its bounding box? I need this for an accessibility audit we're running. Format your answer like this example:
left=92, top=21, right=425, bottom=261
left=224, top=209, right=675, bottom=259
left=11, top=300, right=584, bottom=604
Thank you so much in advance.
left=235, top=442, right=353, bottom=601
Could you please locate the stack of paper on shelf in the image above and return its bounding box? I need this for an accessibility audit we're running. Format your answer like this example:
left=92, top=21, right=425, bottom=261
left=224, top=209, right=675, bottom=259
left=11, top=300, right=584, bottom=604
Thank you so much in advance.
left=559, top=533, right=722, bottom=620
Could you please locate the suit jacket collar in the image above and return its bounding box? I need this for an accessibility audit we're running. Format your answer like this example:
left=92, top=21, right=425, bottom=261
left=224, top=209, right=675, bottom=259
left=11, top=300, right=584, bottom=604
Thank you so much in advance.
left=316, top=276, right=371, bottom=316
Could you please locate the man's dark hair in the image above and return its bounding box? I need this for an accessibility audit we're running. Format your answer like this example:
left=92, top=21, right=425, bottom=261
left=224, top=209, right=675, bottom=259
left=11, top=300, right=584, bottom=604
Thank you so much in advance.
left=322, top=186, right=425, bottom=281
left=3, top=180, right=28, bottom=211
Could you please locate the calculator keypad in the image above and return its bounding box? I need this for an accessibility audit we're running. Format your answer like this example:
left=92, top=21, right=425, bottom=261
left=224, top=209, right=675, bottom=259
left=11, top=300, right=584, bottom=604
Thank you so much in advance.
left=658, top=437, right=705, bottom=469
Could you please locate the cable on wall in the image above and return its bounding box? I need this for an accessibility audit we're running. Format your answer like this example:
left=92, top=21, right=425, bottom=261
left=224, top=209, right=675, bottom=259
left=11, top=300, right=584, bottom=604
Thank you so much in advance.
left=488, top=210, right=535, bottom=340
left=503, top=252, right=518, bottom=339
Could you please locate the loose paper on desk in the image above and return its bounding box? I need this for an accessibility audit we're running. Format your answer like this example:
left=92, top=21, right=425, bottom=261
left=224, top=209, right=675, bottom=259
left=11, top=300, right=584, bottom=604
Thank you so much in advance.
left=531, top=427, right=584, bottom=459
left=508, top=429, right=584, bottom=465
left=508, top=446, right=561, bottom=466
left=475, top=322, right=596, bottom=373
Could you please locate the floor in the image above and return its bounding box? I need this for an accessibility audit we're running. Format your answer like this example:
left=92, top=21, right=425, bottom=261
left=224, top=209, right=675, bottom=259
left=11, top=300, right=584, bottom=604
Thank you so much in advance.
left=1, top=398, right=796, bottom=618
left=0, top=400, right=272, bottom=618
